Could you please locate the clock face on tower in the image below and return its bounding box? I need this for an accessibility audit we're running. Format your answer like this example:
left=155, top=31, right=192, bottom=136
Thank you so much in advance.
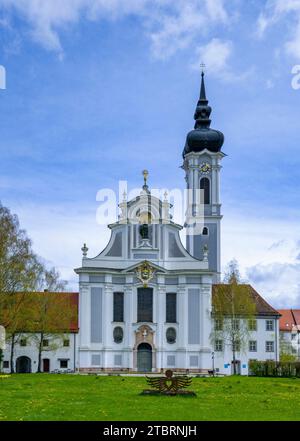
left=199, top=162, right=211, bottom=175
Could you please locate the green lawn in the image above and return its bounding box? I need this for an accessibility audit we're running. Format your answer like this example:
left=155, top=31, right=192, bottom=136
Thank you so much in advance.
left=0, top=374, right=300, bottom=421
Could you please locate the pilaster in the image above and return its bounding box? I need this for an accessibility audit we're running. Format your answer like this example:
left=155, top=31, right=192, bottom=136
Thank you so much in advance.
left=79, top=283, right=90, bottom=348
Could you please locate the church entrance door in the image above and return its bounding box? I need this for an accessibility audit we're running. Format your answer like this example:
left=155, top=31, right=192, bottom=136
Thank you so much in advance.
left=16, top=356, right=31, bottom=373
left=137, top=343, right=152, bottom=372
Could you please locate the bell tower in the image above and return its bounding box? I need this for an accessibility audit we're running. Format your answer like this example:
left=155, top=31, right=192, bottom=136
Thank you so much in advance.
left=182, top=71, right=225, bottom=280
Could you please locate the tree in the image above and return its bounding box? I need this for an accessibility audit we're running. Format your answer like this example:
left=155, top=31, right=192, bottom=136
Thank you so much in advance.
left=0, top=203, right=41, bottom=303
left=279, top=334, right=298, bottom=362
left=0, top=203, right=42, bottom=372
left=0, top=202, right=68, bottom=372
left=212, top=260, right=256, bottom=374
left=26, top=267, right=71, bottom=373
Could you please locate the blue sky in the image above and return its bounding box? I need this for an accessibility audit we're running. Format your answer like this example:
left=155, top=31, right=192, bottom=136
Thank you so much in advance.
left=0, top=0, right=300, bottom=307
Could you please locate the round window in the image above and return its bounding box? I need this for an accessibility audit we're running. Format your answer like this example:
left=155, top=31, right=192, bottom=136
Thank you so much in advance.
left=166, top=327, right=176, bottom=344
left=113, top=326, right=123, bottom=344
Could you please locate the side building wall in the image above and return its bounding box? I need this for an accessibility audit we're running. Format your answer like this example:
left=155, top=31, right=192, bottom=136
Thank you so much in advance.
left=213, top=316, right=280, bottom=375
left=2, top=333, right=77, bottom=373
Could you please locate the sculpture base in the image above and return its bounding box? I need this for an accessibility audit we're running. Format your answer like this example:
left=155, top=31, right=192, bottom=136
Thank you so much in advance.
left=140, top=389, right=196, bottom=396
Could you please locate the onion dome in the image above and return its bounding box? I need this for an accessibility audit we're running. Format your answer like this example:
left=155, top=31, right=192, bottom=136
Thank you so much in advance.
left=183, top=72, right=224, bottom=157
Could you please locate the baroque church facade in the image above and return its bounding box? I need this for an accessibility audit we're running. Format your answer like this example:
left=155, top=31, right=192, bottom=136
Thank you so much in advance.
left=1, top=73, right=280, bottom=375
left=74, top=73, right=280, bottom=375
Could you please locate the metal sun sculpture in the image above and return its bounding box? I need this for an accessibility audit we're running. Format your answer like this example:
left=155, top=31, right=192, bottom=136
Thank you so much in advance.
left=143, top=370, right=196, bottom=396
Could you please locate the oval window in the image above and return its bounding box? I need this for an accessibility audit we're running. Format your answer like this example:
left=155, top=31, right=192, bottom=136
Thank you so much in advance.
left=166, top=327, right=176, bottom=344
left=113, top=326, right=123, bottom=344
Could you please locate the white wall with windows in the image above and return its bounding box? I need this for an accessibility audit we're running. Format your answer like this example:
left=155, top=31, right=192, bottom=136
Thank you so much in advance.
left=213, top=316, right=280, bottom=375
left=2, top=333, right=77, bottom=374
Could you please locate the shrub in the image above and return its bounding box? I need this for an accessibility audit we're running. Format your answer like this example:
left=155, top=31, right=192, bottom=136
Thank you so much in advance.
left=249, top=360, right=300, bottom=377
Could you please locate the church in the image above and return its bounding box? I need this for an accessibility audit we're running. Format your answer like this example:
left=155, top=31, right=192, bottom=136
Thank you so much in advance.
left=1, top=73, right=280, bottom=375
left=74, top=72, right=280, bottom=375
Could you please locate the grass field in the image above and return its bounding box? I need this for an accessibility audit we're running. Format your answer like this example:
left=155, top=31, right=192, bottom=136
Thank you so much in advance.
left=0, top=374, right=300, bottom=421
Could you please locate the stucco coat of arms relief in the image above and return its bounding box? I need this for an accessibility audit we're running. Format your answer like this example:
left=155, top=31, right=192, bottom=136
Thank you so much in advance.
left=135, top=261, right=155, bottom=287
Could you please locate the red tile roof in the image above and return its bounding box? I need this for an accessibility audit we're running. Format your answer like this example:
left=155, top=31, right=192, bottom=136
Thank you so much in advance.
left=212, top=284, right=280, bottom=316
left=278, top=309, right=300, bottom=332
left=1, top=292, right=79, bottom=333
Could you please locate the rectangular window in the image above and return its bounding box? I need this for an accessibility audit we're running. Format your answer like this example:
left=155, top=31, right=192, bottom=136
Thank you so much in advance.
left=42, top=339, right=49, bottom=347
left=63, top=339, right=70, bottom=347
left=291, top=334, right=296, bottom=340
left=20, top=338, right=27, bottom=347
left=113, top=292, right=124, bottom=322
left=189, top=355, right=199, bottom=367
left=91, top=354, right=101, bottom=366
left=166, top=293, right=177, bottom=323
left=215, top=319, right=223, bottom=331
left=232, top=319, right=240, bottom=331
left=167, top=355, right=176, bottom=367
left=266, top=341, right=274, bottom=352
left=137, top=288, right=153, bottom=322
left=233, top=340, right=240, bottom=352
left=266, top=320, right=274, bottom=331
left=114, top=354, right=122, bottom=366
left=3, top=361, right=9, bottom=368
left=215, top=340, right=223, bottom=352
left=60, top=359, right=68, bottom=368
left=249, top=340, right=257, bottom=352
left=248, top=319, right=257, bottom=331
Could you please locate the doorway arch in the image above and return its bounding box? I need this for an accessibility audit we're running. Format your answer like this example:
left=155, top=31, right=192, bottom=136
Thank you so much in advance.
left=16, top=356, right=31, bottom=373
left=137, top=343, right=152, bottom=372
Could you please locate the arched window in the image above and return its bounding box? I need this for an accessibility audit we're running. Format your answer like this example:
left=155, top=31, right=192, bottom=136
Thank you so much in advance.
left=200, top=178, right=210, bottom=204
left=202, top=227, right=209, bottom=235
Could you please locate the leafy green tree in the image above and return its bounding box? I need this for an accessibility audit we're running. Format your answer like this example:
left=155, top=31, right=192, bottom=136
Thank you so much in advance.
left=0, top=203, right=43, bottom=372
left=0, top=203, right=68, bottom=372
left=0, top=203, right=41, bottom=302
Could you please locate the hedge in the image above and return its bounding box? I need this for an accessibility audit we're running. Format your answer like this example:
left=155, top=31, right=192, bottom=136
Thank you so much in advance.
left=249, top=360, right=300, bottom=377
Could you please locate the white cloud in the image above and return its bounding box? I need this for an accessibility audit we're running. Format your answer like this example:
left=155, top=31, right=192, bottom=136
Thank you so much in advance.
left=222, top=213, right=300, bottom=308
left=246, top=262, right=300, bottom=308
left=286, top=20, right=300, bottom=58
left=191, top=38, right=254, bottom=82
left=257, top=0, right=300, bottom=59
left=149, top=0, right=229, bottom=59
left=193, top=38, right=233, bottom=73
left=0, top=0, right=231, bottom=59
